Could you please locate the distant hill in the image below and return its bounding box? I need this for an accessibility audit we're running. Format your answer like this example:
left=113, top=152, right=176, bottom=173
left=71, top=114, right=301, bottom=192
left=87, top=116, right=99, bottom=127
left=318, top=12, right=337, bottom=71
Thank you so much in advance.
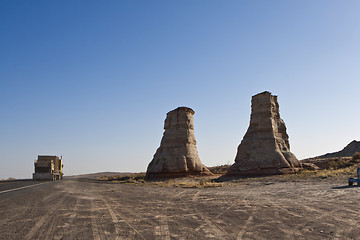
left=314, top=140, right=360, bottom=159
left=65, top=172, right=132, bottom=179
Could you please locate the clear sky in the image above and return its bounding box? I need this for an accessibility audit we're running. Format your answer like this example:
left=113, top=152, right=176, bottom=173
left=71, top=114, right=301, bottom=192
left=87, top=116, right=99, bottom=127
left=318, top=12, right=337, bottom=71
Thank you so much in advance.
left=1, top=1, right=359, bottom=179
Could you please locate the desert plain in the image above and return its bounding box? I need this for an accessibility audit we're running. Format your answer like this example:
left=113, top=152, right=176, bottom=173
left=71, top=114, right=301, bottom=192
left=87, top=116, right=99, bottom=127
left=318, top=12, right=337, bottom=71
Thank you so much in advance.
left=1, top=173, right=359, bottom=240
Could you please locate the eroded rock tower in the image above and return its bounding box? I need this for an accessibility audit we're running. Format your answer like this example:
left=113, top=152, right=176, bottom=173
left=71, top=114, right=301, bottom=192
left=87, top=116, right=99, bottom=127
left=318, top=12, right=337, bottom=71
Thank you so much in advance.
left=146, top=107, right=211, bottom=179
left=226, top=91, right=301, bottom=177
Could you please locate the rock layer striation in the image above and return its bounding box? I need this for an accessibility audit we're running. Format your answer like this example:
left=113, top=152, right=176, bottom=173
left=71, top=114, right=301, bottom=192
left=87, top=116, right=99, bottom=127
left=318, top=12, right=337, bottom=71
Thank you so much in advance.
left=226, top=91, right=301, bottom=177
left=146, top=107, right=211, bottom=179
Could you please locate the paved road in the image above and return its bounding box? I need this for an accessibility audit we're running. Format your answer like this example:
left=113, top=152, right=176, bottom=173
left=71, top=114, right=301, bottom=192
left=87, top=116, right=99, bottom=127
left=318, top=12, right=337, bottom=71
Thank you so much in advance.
left=0, top=178, right=359, bottom=240
left=0, top=180, right=45, bottom=192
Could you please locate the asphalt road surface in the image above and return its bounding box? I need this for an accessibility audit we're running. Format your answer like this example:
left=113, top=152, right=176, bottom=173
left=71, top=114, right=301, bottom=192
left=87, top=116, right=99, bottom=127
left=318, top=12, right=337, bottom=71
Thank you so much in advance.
left=0, top=178, right=359, bottom=240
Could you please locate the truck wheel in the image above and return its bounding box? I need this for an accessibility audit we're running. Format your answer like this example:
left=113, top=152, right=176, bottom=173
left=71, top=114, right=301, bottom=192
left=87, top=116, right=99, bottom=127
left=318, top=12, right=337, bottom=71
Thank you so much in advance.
left=348, top=180, right=353, bottom=186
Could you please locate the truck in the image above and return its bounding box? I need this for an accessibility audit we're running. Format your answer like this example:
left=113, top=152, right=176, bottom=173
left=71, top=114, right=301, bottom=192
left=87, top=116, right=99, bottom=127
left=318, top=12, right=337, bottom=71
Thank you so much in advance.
left=33, top=155, right=63, bottom=181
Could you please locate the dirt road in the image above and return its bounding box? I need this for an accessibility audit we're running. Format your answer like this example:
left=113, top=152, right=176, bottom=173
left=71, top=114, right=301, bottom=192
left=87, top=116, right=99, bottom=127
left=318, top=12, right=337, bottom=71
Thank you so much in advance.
left=0, top=178, right=359, bottom=239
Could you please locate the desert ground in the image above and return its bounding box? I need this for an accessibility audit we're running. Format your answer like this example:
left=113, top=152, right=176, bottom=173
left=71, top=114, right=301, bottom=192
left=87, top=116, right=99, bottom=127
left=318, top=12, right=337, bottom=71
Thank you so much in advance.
left=0, top=176, right=359, bottom=240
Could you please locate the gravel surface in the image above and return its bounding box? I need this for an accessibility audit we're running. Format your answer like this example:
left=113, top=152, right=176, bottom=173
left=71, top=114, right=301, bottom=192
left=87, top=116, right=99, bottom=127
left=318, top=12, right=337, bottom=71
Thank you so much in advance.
left=0, top=178, right=359, bottom=239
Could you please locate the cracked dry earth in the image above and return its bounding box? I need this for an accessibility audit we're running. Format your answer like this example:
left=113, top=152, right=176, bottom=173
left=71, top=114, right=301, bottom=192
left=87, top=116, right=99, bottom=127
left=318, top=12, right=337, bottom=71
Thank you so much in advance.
left=0, top=178, right=359, bottom=240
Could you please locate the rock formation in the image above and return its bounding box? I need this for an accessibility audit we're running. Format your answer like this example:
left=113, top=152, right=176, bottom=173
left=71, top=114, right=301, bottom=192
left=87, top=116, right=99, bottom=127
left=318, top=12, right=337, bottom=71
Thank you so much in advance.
left=225, top=91, right=301, bottom=177
left=146, top=107, right=211, bottom=179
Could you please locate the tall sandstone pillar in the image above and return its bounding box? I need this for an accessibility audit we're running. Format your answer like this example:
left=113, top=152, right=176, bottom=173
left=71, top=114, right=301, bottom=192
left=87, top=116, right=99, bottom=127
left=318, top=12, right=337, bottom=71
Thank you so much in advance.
left=226, top=91, right=301, bottom=177
left=146, top=107, right=211, bottom=179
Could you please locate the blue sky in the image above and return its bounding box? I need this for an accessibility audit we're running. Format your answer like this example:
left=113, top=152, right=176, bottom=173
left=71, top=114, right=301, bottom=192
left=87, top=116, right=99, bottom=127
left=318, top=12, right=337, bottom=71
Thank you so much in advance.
left=1, top=1, right=359, bottom=179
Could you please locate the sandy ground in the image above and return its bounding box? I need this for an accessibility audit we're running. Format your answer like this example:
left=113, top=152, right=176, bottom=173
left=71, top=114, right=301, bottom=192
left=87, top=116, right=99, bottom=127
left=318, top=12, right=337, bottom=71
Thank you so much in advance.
left=0, top=177, right=359, bottom=240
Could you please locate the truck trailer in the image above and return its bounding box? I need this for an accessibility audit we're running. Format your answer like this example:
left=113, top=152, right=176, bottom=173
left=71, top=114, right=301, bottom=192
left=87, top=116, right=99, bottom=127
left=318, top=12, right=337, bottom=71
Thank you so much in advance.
left=33, top=155, right=63, bottom=181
